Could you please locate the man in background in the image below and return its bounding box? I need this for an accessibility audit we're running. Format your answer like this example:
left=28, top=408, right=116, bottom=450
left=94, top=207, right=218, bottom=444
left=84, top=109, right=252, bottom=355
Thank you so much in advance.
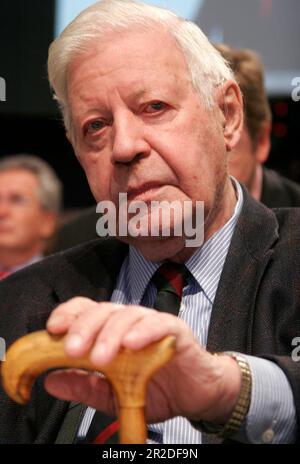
left=215, top=43, right=300, bottom=207
left=0, top=154, right=62, bottom=279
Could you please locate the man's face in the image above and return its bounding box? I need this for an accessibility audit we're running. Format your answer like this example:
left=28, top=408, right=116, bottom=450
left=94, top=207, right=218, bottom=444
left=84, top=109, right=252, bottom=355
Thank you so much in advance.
left=67, top=29, right=235, bottom=260
left=0, top=169, right=54, bottom=256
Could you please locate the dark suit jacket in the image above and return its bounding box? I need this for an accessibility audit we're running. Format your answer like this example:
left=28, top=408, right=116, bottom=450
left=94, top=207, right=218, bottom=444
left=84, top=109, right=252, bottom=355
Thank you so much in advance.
left=52, top=206, right=98, bottom=252
left=1, top=189, right=300, bottom=443
left=261, top=167, right=300, bottom=208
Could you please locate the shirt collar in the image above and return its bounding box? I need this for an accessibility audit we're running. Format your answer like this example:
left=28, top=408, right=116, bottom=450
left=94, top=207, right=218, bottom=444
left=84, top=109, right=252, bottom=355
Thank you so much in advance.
left=127, top=178, right=243, bottom=305
left=186, top=178, right=243, bottom=303
left=0, top=254, right=43, bottom=274
left=128, top=247, right=161, bottom=304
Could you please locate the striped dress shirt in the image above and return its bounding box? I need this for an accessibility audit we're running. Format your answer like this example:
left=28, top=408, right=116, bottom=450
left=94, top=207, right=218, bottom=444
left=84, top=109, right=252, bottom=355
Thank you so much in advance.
left=78, top=179, right=296, bottom=443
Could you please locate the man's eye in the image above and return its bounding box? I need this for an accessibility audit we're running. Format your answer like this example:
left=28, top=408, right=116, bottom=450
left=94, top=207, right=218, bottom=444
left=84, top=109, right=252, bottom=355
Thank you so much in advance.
left=86, top=120, right=106, bottom=134
left=145, top=101, right=166, bottom=113
left=9, top=195, right=30, bottom=207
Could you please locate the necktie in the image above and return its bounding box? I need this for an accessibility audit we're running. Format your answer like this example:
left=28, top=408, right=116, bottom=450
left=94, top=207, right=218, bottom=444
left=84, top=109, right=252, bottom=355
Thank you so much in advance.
left=78, top=411, right=119, bottom=444
left=152, top=262, right=189, bottom=315
left=79, top=262, right=188, bottom=444
left=0, top=270, right=10, bottom=280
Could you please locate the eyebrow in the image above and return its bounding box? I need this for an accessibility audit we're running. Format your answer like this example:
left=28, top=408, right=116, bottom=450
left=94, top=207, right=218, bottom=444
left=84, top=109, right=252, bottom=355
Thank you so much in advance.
left=76, top=87, right=160, bottom=120
left=121, top=88, right=156, bottom=105
left=128, top=89, right=149, bottom=100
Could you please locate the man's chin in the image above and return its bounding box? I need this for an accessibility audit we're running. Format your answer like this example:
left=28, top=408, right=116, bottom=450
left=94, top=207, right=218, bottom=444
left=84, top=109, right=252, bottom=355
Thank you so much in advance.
left=117, top=234, right=187, bottom=262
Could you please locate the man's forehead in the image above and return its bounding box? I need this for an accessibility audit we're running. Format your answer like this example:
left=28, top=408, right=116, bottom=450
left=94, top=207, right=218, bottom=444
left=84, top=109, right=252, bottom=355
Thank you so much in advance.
left=0, top=169, right=38, bottom=187
left=68, top=56, right=190, bottom=101
left=68, top=27, right=187, bottom=80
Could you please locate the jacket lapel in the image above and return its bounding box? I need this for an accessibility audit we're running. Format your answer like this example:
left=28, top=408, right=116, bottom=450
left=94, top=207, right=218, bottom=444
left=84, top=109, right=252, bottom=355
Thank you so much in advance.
left=207, top=189, right=279, bottom=354
left=53, top=238, right=128, bottom=303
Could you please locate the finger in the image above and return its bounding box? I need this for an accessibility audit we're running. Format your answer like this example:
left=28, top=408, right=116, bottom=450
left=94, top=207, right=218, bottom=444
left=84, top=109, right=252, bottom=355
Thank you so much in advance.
left=89, top=305, right=155, bottom=365
left=44, top=369, right=117, bottom=416
left=63, top=302, right=124, bottom=358
left=46, top=297, right=99, bottom=334
left=122, top=311, right=190, bottom=350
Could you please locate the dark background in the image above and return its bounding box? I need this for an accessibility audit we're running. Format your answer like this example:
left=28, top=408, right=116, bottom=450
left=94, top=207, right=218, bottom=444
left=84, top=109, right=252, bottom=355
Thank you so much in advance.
left=0, top=0, right=299, bottom=210
left=0, top=0, right=94, bottom=210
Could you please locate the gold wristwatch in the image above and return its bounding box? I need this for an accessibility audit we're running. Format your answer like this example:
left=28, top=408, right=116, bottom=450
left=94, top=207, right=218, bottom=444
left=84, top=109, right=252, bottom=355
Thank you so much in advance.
left=197, top=352, right=252, bottom=439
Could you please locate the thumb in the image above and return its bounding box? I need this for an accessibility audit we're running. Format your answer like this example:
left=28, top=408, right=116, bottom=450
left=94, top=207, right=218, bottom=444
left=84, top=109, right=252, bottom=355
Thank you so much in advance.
left=44, top=369, right=117, bottom=416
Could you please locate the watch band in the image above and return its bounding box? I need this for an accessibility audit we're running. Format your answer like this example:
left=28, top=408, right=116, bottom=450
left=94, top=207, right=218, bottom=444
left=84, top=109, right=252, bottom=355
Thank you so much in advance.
left=197, top=352, right=252, bottom=439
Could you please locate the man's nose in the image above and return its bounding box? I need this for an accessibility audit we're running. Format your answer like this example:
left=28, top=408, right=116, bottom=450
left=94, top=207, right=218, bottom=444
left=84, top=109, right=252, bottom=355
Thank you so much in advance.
left=111, top=112, right=151, bottom=165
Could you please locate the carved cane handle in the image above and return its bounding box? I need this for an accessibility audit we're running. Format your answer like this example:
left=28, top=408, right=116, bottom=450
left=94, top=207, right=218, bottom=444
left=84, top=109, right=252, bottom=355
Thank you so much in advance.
left=1, top=330, right=176, bottom=444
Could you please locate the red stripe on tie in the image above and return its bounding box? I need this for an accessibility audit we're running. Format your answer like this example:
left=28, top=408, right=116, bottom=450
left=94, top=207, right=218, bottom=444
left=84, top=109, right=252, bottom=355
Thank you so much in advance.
left=159, top=267, right=184, bottom=298
left=92, top=420, right=119, bottom=444
left=0, top=270, right=10, bottom=280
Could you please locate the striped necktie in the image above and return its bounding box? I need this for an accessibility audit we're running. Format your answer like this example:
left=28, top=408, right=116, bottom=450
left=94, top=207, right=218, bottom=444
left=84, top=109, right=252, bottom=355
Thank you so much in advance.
left=152, top=262, right=189, bottom=316
left=78, top=411, right=119, bottom=444
left=79, top=262, right=188, bottom=444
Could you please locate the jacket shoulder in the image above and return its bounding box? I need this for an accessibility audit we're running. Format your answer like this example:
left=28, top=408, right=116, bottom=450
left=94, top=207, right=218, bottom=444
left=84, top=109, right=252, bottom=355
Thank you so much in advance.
left=262, top=168, right=300, bottom=207
left=0, top=238, right=127, bottom=345
left=272, top=207, right=300, bottom=241
left=3, top=237, right=124, bottom=287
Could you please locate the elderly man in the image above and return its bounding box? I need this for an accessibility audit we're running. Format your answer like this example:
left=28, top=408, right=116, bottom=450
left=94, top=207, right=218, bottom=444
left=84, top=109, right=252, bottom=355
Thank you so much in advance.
left=53, top=43, right=300, bottom=254
left=0, top=155, right=62, bottom=279
left=0, top=0, right=299, bottom=444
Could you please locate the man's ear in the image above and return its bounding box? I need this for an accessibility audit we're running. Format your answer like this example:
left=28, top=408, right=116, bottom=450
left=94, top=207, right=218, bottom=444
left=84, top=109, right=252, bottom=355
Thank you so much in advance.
left=217, top=80, right=244, bottom=152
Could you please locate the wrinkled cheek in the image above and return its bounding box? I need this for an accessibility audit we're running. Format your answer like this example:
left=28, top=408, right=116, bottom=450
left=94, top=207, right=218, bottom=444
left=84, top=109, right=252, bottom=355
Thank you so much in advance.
left=90, top=174, right=112, bottom=203
left=89, top=179, right=107, bottom=202
left=80, top=158, right=109, bottom=200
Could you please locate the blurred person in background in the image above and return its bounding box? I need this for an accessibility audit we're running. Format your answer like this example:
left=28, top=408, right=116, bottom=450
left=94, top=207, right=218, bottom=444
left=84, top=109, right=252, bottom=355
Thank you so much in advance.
left=0, top=155, right=62, bottom=279
left=215, top=43, right=300, bottom=207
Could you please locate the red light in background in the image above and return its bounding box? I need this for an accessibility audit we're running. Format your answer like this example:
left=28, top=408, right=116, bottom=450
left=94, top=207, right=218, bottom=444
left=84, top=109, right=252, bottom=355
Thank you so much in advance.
left=260, top=0, right=273, bottom=18
left=273, top=102, right=289, bottom=118
left=273, top=123, right=288, bottom=138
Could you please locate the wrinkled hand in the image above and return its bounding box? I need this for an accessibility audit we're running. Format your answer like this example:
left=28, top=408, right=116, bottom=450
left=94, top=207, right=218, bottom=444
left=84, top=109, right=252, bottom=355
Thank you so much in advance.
left=45, top=297, right=241, bottom=424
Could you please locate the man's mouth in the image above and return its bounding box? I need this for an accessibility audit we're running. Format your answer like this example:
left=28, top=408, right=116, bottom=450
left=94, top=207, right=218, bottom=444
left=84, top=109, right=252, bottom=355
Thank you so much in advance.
left=126, top=182, right=164, bottom=202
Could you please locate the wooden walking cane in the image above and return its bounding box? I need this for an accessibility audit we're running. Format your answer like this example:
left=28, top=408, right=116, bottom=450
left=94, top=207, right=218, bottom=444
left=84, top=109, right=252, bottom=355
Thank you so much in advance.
left=1, top=330, right=176, bottom=444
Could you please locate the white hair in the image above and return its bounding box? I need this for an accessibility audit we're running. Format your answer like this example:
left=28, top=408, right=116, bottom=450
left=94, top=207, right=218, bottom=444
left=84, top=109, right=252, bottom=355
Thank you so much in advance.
left=48, top=0, right=234, bottom=130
